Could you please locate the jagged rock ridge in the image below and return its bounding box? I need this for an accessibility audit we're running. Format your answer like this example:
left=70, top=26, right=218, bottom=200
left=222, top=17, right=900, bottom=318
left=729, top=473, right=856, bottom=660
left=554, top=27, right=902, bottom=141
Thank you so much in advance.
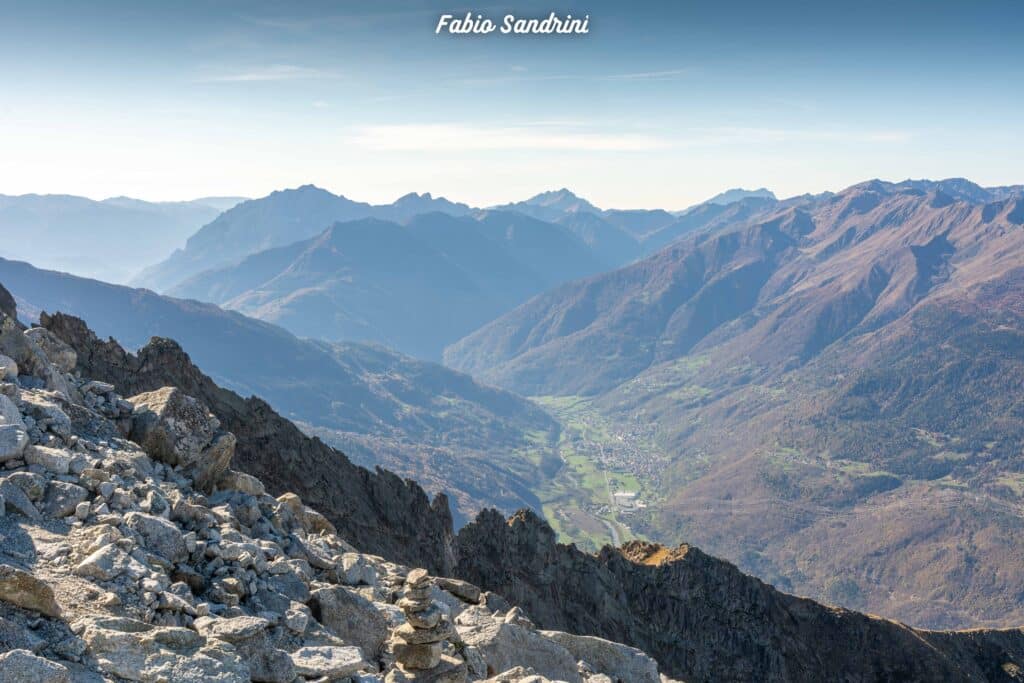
left=455, top=509, right=1024, bottom=682
left=38, top=311, right=457, bottom=576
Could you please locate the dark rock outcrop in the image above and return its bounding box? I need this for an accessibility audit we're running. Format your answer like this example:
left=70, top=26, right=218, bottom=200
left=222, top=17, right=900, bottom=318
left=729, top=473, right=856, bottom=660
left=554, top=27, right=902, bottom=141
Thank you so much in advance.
left=455, top=508, right=1024, bottom=682
left=41, top=311, right=456, bottom=575
left=0, top=282, right=16, bottom=321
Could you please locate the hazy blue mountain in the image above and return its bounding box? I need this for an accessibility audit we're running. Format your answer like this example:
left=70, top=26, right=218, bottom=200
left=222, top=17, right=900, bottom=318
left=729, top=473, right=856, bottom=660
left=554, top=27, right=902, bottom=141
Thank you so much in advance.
left=133, top=185, right=474, bottom=292
left=0, top=193, right=244, bottom=283
left=0, top=256, right=557, bottom=521
left=556, top=211, right=643, bottom=267
left=600, top=208, right=677, bottom=239
left=642, top=196, right=780, bottom=252
left=169, top=211, right=606, bottom=359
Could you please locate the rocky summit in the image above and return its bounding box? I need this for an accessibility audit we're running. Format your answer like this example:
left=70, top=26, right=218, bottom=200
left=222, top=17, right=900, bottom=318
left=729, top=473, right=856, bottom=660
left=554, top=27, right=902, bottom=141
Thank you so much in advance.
left=0, top=292, right=664, bottom=682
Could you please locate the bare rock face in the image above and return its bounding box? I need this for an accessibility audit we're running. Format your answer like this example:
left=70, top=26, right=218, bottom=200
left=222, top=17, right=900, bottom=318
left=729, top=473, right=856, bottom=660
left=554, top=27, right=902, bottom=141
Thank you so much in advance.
left=128, top=387, right=235, bottom=493
left=0, top=283, right=16, bottom=321
left=455, top=510, right=1024, bottom=682
left=540, top=631, right=659, bottom=683
left=308, top=585, right=389, bottom=658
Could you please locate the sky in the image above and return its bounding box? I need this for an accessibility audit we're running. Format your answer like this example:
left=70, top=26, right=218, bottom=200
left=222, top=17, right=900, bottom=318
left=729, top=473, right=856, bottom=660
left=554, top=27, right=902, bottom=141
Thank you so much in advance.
left=1, top=0, right=1022, bottom=209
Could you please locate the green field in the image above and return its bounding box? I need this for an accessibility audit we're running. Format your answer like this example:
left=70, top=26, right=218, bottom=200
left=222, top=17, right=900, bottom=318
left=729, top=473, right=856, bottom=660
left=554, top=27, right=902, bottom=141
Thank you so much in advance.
left=529, top=395, right=650, bottom=552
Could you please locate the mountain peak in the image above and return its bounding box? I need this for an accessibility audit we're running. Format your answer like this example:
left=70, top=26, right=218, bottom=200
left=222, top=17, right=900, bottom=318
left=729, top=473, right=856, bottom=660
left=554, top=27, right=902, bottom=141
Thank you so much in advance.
left=525, top=188, right=600, bottom=213
left=704, top=187, right=777, bottom=206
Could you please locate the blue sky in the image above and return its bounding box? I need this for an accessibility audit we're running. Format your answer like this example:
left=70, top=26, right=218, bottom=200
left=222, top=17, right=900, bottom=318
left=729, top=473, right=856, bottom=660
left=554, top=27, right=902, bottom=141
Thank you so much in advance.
left=1, top=0, right=1022, bottom=208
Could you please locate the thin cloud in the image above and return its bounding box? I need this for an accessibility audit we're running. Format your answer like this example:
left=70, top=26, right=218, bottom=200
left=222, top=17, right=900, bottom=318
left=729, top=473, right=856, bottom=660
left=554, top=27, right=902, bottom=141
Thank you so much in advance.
left=196, top=65, right=342, bottom=83
left=347, top=124, right=665, bottom=152
left=605, top=68, right=695, bottom=81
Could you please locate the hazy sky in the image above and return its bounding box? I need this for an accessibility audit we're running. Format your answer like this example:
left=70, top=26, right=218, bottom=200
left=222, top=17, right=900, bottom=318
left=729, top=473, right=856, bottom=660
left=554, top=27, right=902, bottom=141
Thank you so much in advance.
left=1, top=0, right=1022, bottom=209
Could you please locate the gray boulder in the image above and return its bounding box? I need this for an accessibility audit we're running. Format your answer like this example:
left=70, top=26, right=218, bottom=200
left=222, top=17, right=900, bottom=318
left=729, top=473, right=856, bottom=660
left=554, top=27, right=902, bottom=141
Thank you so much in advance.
left=309, top=585, right=389, bottom=658
left=23, top=445, right=73, bottom=474
left=41, top=481, right=89, bottom=518
left=0, top=649, right=70, bottom=683
left=194, top=616, right=293, bottom=683
left=455, top=607, right=580, bottom=683
left=75, top=615, right=249, bottom=682
left=0, top=564, right=61, bottom=617
left=541, top=631, right=660, bottom=683
left=0, top=425, right=28, bottom=463
left=0, top=478, right=40, bottom=519
left=0, top=394, right=23, bottom=427
left=128, top=387, right=234, bottom=492
left=0, top=353, right=18, bottom=381
left=125, top=511, right=187, bottom=563
left=24, top=327, right=77, bottom=373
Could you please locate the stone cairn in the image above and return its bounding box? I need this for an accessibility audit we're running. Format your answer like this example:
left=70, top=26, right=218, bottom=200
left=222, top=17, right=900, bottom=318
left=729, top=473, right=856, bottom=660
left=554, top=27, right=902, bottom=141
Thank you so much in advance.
left=387, top=568, right=467, bottom=682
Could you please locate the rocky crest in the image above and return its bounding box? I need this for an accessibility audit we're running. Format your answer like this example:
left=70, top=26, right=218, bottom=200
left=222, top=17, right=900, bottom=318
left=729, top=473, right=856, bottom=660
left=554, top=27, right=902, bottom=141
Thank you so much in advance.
left=0, top=287, right=657, bottom=682
left=38, top=311, right=456, bottom=576
left=455, top=509, right=1024, bottom=682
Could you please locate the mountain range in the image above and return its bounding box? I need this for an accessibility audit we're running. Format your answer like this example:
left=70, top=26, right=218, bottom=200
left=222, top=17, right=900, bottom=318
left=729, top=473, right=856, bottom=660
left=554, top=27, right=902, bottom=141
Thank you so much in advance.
left=5, top=176, right=1024, bottom=635
left=129, top=185, right=777, bottom=360
left=445, top=178, right=1024, bottom=629
left=0, top=193, right=244, bottom=283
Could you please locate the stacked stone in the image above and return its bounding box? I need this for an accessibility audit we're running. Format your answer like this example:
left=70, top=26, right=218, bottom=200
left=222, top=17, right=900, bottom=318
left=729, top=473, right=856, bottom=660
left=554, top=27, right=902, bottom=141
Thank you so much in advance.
left=387, top=568, right=467, bottom=682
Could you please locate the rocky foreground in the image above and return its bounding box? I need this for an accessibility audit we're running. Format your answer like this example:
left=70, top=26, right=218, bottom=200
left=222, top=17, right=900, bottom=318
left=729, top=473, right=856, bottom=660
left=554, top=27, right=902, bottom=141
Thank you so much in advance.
left=0, top=296, right=664, bottom=681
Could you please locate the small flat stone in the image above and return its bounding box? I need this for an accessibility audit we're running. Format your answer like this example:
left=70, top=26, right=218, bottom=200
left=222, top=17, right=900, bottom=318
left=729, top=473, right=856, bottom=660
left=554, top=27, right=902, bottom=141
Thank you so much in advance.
left=394, top=619, right=455, bottom=645
left=435, top=577, right=482, bottom=604
left=406, top=568, right=430, bottom=588
left=290, top=645, right=367, bottom=678
left=405, top=603, right=443, bottom=629
left=393, top=641, right=442, bottom=670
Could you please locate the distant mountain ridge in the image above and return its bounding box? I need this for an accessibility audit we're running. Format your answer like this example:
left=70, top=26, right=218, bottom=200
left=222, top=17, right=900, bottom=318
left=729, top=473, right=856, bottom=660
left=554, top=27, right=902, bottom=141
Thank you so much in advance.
left=0, top=193, right=245, bottom=283
left=132, top=185, right=474, bottom=292
left=135, top=184, right=790, bottom=297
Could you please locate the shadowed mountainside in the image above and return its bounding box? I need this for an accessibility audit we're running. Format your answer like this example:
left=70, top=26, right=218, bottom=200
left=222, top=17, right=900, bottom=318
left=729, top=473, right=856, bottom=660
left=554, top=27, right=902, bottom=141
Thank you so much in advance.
left=166, top=211, right=608, bottom=360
